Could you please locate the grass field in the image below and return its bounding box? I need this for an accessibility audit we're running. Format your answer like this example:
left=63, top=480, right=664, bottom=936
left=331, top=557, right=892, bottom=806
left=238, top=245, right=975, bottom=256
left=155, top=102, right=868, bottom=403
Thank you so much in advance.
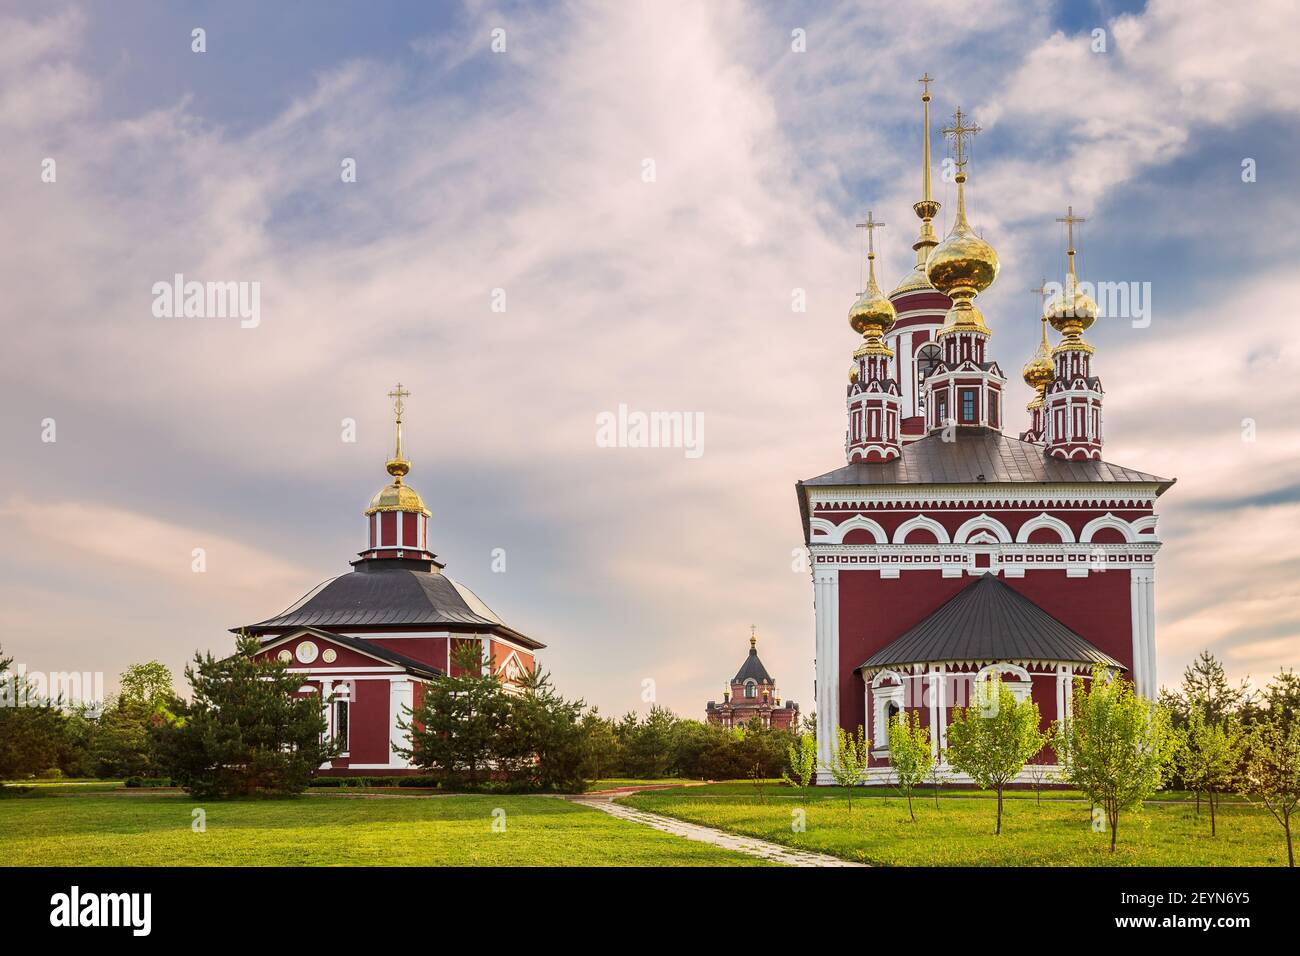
left=0, top=789, right=763, bottom=866
left=619, top=783, right=1291, bottom=866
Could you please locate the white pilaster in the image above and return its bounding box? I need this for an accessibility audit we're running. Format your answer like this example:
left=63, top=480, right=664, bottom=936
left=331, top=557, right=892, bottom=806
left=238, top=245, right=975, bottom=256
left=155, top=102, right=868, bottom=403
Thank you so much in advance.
left=928, top=666, right=940, bottom=757
left=813, top=565, right=840, bottom=784
left=389, top=678, right=414, bottom=768
left=1130, top=567, right=1157, bottom=698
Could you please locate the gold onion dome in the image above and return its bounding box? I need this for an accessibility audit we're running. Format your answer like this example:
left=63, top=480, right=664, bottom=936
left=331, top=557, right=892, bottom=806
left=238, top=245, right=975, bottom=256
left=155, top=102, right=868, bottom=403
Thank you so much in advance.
left=1047, top=205, right=1097, bottom=351
left=366, top=476, right=431, bottom=517
left=848, top=363, right=859, bottom=383
left=926, top=106, right=997, bottom=337
left=848, top=271, right=896, bottom=339
left=848, top=212, right=896, bottom=356
left=927, top=179, right=998, bottom=336
left=1022, top=316, right=1055, bottom=399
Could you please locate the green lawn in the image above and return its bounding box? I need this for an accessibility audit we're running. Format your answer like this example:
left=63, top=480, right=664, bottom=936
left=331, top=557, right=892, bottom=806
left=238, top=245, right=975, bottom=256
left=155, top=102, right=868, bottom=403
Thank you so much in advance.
left=0, top=791, right=764, bottom=866
left=620, top=783, right=1291, bottom=866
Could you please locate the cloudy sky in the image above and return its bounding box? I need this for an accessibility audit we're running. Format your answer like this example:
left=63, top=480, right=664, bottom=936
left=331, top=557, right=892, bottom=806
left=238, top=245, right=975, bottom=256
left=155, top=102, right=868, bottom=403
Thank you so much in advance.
left=2, top=0, right=1298, bottom=714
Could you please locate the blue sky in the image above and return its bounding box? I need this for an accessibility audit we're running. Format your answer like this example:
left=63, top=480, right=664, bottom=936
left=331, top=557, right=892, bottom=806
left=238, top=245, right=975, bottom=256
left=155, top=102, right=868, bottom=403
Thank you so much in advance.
left=1, top=0, right=1298, bottom=714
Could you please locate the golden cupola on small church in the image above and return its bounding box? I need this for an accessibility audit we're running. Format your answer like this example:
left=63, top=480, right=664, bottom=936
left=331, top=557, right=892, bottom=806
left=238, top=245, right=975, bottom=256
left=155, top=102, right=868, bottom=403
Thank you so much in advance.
left=360, top=383, right=438, bottom=564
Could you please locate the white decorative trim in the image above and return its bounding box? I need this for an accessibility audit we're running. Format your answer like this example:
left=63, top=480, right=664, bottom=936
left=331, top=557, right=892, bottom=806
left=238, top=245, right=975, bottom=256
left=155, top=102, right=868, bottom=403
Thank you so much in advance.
left=1015, top=512, right=1076, bottom=543
left=828, top=515, right=889, bottom=545
left=892, top=514, right=951, bottom=544
left=953, top=514, right=1013, bottom=544
left=1080, top=512, right=1138, bottom=544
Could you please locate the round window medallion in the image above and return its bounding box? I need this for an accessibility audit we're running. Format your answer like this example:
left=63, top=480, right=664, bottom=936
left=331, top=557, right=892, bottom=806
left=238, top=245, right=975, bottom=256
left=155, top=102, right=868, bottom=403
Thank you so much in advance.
left=321, top=648, right=337, bottom=664
left=277, top=649, right=292, bottom=664
left=295, top=641, right=319, bottom=664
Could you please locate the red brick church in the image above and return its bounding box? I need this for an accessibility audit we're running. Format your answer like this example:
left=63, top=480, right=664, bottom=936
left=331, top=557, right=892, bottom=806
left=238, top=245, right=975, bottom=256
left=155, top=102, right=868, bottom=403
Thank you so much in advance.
left=243, top=386, right=543, bottom=775
left=796, top=79, right=1172, bottom=784
left=706, top=629, right=800, bottom=730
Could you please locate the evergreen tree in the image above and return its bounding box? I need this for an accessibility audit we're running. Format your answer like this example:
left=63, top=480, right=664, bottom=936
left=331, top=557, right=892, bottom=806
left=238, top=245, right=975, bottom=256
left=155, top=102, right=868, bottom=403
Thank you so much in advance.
left=396, top=641, right=510, bottom=786
left=1261, top=669, right=1300, bottom=731
left=155, top=633, right=332, bottom=797
left=0, top=646, right=72, bottom=782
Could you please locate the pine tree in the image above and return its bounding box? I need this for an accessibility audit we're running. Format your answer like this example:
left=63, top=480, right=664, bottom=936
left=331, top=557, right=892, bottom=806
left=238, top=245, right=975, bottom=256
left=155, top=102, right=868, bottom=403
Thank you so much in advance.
left=395, top=641, right=509, bottom=786
left=156, top=633, right=331, bottom=797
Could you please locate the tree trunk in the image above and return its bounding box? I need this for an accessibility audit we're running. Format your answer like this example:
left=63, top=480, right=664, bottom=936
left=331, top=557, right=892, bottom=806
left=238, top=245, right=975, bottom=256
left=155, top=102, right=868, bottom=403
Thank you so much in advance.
left=907, top=790, right=915, bottom=822
left=1209, top=789, right=1216, bottom=837
left=1110, top=803, right=1119, bottom=853
left=996, top=786, right=1003, bottom=835
left=1286, top=816, right=1294, bottom=868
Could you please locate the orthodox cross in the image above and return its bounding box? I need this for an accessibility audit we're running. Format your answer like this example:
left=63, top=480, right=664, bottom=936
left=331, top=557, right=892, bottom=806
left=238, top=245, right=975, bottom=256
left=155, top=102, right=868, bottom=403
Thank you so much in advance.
left=388, top=382, right=410, bottom=421
left=917, top=72, right=933, bottom=98
left=387, top=382, right=410, bottom=461
left=941, top=106, right=981, bottom=170
left=1055, top=205, right=1087, bottom=254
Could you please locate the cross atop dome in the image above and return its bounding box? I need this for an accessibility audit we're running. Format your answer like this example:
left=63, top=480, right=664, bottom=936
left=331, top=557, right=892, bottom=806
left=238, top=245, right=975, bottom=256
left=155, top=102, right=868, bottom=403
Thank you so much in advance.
left=941, top=105, right=980, bottom=171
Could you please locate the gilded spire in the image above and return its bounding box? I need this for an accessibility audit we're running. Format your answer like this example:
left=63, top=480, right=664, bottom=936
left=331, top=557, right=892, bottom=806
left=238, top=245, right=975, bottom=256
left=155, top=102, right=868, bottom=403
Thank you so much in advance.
left=892, top=72, right=942, bottom=296
left=848, top=212, right=896, bottom=355
left=927, top=106, right=998, bottom=336
left=1047, top=205, right=1098, bottom=352
left=750, top=624, right=757, bottom=649
left=366, top=383, right=430, bottom=517
left=386, top=382, right=411, bottom=481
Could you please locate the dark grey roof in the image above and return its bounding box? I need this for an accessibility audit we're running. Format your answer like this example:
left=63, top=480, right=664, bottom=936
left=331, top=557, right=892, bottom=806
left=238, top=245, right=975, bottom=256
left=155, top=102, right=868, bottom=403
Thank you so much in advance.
left=802, top=429, right=1172, bottom=489
left=859, top=574, right=1122, bottom=671
left=261, top=627, right=443, bottom=680
left=240, top=563, right=543, bottom=650
left=734, top=647, right=774, bottom=684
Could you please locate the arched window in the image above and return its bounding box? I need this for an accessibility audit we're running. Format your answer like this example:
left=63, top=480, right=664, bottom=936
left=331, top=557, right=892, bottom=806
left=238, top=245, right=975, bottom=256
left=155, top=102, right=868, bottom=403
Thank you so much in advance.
left=745, top=680, right=757, bottom=699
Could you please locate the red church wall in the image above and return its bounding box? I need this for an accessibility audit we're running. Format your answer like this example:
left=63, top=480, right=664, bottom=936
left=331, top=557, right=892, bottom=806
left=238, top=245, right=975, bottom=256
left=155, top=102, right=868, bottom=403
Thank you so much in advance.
left=838, top=570, right=971, bottom=734
left=1010, top=569, right=1133, bottom=671
left=370, top=636, right=449, bottom=672
left=838, top=568, right=1134, bottom=737
left=343, top=678, right=391, bottom=765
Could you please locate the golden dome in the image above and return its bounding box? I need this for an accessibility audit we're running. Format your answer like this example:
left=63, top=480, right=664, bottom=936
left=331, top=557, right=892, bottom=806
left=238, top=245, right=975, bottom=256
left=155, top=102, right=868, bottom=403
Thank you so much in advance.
left=366, top=478, right=431, bottom=516
left=848, top=363, right=859, bottom=383
left=926, top=185, right=998, bottom=300
left=891, top=260, right=936, bottom=296
left=1022, top=316, right=1055, bottom=390
left=1046, top=279, right=1098, bottom=337
left=848, top=262, right=897, bottom=338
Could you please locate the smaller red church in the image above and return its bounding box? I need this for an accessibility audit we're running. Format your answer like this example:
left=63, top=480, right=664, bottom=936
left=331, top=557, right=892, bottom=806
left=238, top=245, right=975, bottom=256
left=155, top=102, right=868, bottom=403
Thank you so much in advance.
left=242, top=385, right=543, bottom=775
left=706, top=629, right=801, bottom=730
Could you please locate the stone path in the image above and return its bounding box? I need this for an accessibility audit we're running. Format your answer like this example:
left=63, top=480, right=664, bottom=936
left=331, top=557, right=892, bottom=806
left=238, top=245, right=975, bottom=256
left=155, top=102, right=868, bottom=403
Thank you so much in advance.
left=568, top=790, right=865, bottom=867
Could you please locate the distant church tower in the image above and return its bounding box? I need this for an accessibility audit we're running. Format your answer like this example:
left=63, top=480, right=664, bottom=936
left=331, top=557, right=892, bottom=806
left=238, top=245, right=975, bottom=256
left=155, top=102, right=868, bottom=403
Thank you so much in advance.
left=706, top=629, right=800, bottom=730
